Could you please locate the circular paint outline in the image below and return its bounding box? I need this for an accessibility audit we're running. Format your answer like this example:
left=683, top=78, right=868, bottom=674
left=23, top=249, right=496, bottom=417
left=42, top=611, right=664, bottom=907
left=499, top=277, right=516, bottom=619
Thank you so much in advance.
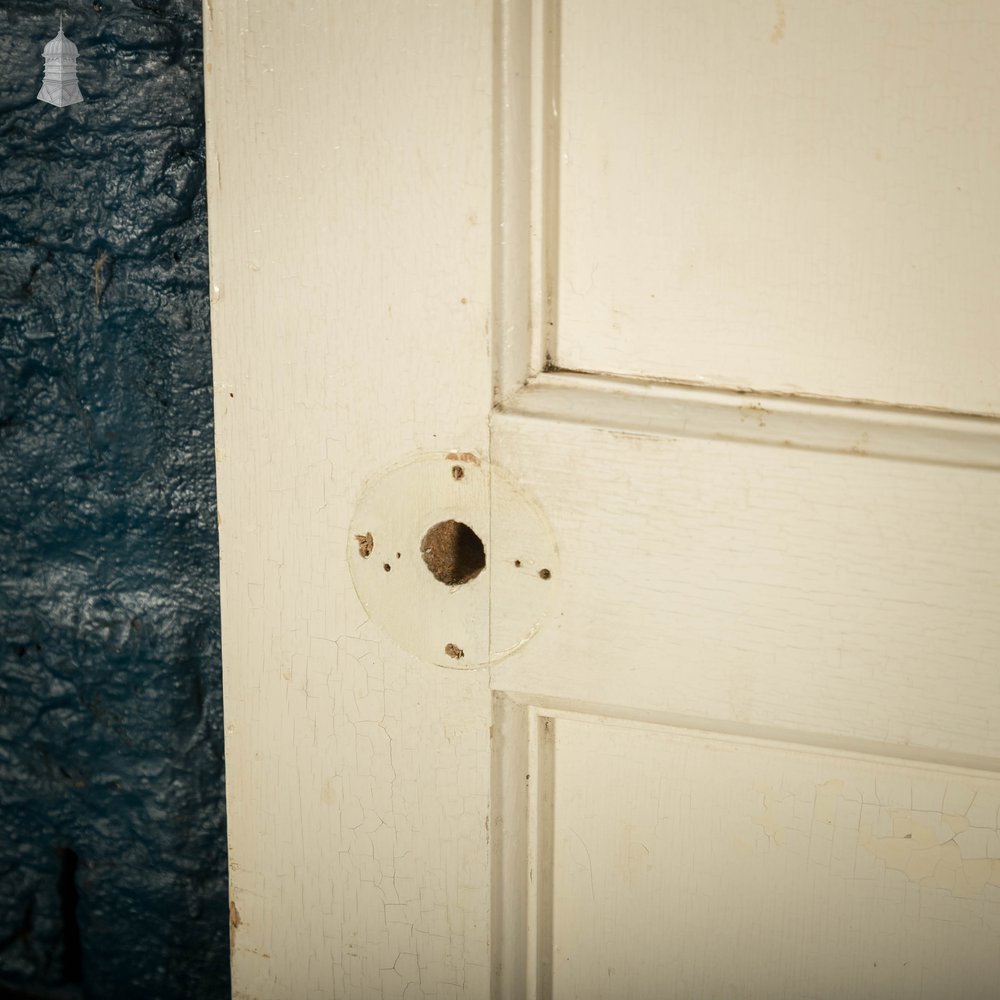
left=347, top=452, right=559, bottom=668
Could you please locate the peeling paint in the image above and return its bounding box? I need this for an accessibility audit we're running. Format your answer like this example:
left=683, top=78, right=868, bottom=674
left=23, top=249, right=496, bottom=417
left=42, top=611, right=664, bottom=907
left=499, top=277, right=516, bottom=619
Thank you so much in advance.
left=752, top=775, right=1000, bottom=900
left=813, top=778, right=847, bottom=824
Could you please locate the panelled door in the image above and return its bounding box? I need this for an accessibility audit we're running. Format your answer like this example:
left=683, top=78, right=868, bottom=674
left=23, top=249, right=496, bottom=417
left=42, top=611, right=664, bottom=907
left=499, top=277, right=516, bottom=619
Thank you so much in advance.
left=205, top=2, right=1000, bottom=997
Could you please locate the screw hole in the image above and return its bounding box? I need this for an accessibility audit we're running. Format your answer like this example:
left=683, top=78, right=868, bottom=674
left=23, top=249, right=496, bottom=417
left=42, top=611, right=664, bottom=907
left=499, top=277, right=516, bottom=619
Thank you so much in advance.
left=421, top=520, right=485, bottom=586
left=538, top=568, right=551, bottom=580
left=452, top=465, right=465, bottom=480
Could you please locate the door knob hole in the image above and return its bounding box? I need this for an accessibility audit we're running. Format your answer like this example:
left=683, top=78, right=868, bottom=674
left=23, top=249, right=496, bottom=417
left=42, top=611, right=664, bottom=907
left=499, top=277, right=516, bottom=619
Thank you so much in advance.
left=421, top=519, right=486, bottom=586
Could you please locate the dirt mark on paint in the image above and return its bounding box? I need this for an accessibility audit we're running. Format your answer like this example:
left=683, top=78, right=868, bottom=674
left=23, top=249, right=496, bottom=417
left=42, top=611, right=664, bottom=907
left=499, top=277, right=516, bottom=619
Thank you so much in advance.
left=739, top=402, right=770, bottom=428
left=229, top=900, right=241, bottom=957
left=771, top=0, right=786, bottom=43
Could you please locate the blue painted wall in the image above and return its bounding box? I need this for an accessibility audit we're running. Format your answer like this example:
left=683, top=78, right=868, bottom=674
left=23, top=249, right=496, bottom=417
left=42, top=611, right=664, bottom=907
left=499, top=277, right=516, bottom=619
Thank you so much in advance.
left=0, top=3, right=228, bottom=997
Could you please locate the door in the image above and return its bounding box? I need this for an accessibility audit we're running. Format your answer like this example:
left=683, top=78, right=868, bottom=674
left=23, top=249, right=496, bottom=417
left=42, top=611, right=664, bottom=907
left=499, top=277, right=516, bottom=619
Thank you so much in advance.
left=204, top=2, right=1000, bottom=998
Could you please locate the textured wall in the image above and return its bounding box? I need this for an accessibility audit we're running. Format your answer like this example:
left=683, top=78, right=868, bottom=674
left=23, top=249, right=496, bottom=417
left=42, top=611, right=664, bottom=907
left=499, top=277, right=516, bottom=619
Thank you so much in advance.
left=0, top=2, right=228, bottom=998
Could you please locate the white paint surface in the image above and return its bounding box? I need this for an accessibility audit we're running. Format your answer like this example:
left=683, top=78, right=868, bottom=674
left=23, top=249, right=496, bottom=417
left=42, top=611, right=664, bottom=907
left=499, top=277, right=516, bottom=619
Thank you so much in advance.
left=555, top=0, right=1000, bottom=414
left=347, top=452, right=558, bottom=667
left=205, top=1, right=1000, bottom=997
left=204, top=2, right=494, bottom=996
left=544, top=713, right=1000, bottom=999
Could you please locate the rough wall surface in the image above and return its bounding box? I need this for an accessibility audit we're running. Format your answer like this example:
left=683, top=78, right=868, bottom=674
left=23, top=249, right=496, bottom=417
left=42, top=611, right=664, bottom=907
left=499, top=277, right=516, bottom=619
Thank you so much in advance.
left=0, top=3, right=228, bottom=998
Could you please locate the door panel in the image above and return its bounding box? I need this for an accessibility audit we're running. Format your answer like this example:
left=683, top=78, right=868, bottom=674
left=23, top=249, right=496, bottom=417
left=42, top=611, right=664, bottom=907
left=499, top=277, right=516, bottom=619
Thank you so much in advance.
left=491, top=2, right=1000, bottom=997
left=206, top=1, right=1000, bottom=998
left=491, top=403, right=1000, bottom=758
left=555, top=0, right=1000, bottom=414
left=539, top=709, right=1000, bottom=1000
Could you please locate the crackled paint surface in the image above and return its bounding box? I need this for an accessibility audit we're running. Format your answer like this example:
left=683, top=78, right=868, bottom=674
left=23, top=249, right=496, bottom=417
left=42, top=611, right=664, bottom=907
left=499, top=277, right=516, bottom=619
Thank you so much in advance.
left=209, top=1, right=1000, bottom=996
left=755, top=774, right=1000, bottom=899
left=542, top=717, right=1000, bottom=999
left=205, top=0, right=494, bottom=995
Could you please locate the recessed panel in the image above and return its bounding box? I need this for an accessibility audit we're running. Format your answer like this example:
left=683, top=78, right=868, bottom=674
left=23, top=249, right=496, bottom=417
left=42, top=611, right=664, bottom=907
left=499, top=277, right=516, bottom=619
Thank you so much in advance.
left=546, top=715, right=1000, bottom=999
left=491, top=409, right=1000, bottom=759
left=555, top=0, right=1000, bottom=414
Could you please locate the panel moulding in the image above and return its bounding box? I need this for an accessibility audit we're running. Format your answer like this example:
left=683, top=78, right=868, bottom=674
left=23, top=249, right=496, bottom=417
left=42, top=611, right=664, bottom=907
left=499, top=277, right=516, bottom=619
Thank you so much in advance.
left=491, top=692, right=1000, bottom=1000
left=491, top=2, right=1000, bottom=467
left=500, top=370, right=1000, bottom=472
left=492, top=0, right=560, bottom=402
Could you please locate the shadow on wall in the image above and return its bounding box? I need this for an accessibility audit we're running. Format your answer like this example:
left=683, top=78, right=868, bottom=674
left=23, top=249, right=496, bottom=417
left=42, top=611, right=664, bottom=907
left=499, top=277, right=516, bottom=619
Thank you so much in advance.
left=0, top=3, right=228, bottom=998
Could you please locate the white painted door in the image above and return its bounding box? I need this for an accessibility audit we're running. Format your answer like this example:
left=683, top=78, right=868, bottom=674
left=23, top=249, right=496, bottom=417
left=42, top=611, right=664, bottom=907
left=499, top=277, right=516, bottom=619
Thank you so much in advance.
left=204, top=2, right=1000, bottom=998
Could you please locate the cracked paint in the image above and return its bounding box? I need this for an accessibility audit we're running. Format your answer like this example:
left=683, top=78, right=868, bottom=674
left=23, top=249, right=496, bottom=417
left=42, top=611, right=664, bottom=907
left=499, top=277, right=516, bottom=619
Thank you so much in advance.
left=539, top=717, right=1000, bottom=996
left=213, top=0, right=497, bottom=991
left=753, top=773, right=1000, bottom=900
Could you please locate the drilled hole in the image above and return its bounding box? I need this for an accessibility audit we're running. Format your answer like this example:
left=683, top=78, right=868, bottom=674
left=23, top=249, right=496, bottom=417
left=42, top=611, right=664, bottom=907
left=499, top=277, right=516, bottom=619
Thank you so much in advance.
left=421, top=520, right=485, bottom=586
left=538, top=568, right=551, bottom=580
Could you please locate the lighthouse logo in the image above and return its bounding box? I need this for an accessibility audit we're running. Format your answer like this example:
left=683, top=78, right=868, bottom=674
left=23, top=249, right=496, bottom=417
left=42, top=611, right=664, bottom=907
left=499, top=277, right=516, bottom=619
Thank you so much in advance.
left=37, top=17, right=84, bottom=107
